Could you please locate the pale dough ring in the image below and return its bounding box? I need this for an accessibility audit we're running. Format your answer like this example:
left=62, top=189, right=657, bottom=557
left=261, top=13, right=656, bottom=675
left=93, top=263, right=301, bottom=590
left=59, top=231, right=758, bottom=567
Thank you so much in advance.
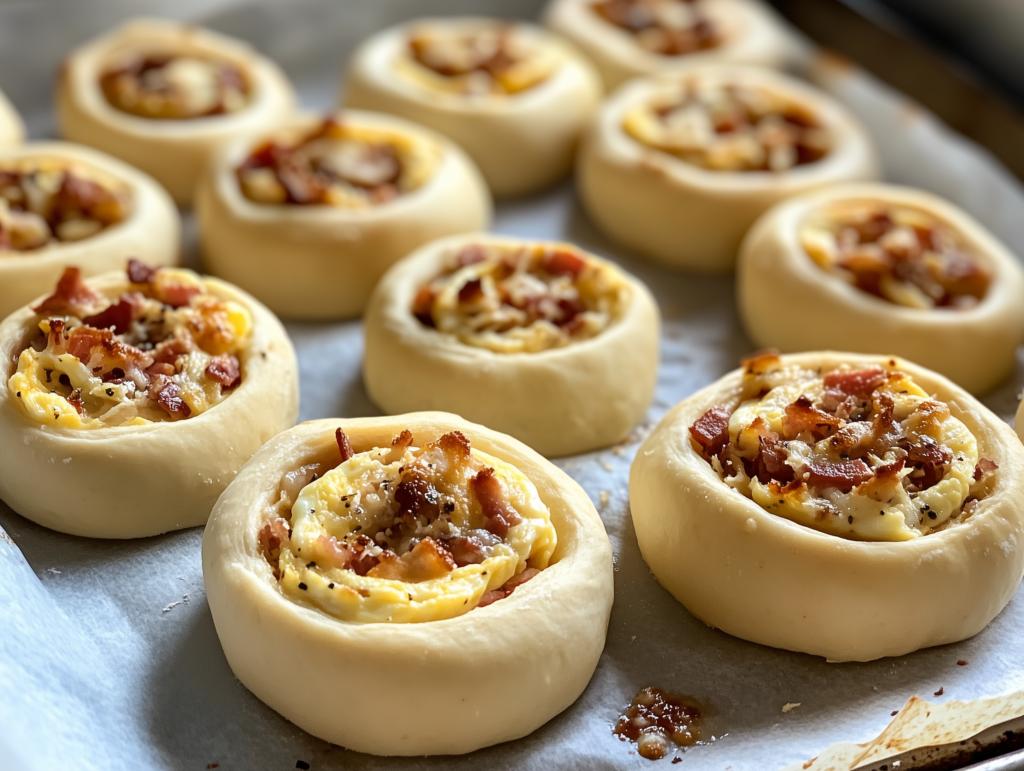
left=0, top=88, right=25, bottom=148
left=202, top=413, right=614, bottom=755
left=577, top=64, right=879, bottom=273
left=0, top=270, right=298, bottom=539
left=0, top=141, right=180, bottom=322
left=196, top=110, right=492, bottom=321
left=344, top=16, right=603, bottom=198
left=543, top=0, right=795, bottom=90
left=630, top=351, right=1024, bottom=662
left=737, top=183, right=1024, bottom=395
left=57, top=18, right=297, bottom=206
left=362, top=232, right=661, bottom=457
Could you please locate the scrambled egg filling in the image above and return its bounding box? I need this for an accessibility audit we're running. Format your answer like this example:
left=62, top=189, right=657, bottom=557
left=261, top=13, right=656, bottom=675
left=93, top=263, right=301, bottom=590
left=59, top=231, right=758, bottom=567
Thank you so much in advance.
left=236, top=118, right=440, bottom=208
left=689, top=357, right=995, bottom=541
left=800, top=200, right=991, bottom=310
left=412, top=242, right=629, bottom=354
left=266, top=430, right=557, bottom=624
left=8, top=263, right=250, bottom=429
left=397, top=25, right=558, bottom=96
left=623, top=81, right=831, bottom=173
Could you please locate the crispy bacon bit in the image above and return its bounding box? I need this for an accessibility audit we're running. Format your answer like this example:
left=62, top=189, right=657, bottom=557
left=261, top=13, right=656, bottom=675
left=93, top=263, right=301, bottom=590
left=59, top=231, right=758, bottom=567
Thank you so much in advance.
left=783, top=395, right=842, bottom=441
left=975, top=457, right=999, bottom=482
left=457, top=278, right=484, bottom=304
left=153, top=279, right=201, bottom=309
left=751, top=436, right=794, bottom=485
left=855, top=456, right=907, bottom=502
left=145, top=362, right=175, bottom=377
left=824, top=367, right=887, bottom=398
left=150, top=375, right=191, bottom=418
left=336, top=428, right=354, bottom=463
left=543, top=249, right=587, bottom=278
left=369, top=537, right=457, bottom=582
left=82, top=297, right=134, bottom=334
left=66, top=389, right=84, bottom=415
left=689, top=406, right=730, bottom=458
left=412, top=287, right=436, bottom=327
left=383, top=429, right=414, bottom=464
left=742, top=350, right=781, bottom=375
left=206, top=354, right=241, bottom=388
left=258, top=517, right=291, bottom=577
left=470, top=466, right=522, bottom=538
left=441, top=535, right=489, bottom=567
left=438, top=430, right=472, bottom=460
left=316, top=534, right=380, bottom=576
left=476, top=567, right=540, bottom=608
left=805, top=458, right=871, bottom=493
left=65, top=326, right=154, bottom=383
left=127, top=258, right=157, bottom=285
left=32, top=267, right=103, bottom=317
left=152, top=335, right=193, bottom=366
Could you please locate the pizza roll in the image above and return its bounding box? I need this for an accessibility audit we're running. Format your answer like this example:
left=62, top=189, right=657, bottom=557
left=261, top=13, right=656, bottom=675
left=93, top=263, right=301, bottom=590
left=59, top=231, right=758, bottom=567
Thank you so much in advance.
left=630, top=352, right=1024, bottom=662
left=196, top=111, right=491, bottom=320
left=738, top=184, right=1024, bottom=395
left=0, top=261, right=297, bottom=538
left=0, top=141, right=179, bottom=321
left=57, top=18, right=297, bottom=206
left=578, top=65, right=879, bottom=272
left=543, top=0, right=793, bottom=90
left=363, top=233, right=659, bottom=457
left=203, top=413, right=613, bottom=754
left=345, top=17, right=602, bottom=198
left=0, top=89, right=25, bottom=147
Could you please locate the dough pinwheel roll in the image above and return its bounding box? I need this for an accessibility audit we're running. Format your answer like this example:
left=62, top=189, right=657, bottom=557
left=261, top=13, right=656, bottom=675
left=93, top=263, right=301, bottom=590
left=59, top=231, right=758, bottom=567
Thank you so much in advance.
left=0, top=261, right=297, bottom=538
left=578, top=65, right=879, bottom=272
left=203, top=413, right=613, bottom=755
left=0, top=88, right=25, bottom=147
left=196, top=111, right=491, bottom=320
left=630, top=352, right=1024, bottom=662
left=57, top=18, right=297, bottom=206
left=0, top=141, right=179, bottom=321
left=345, top=17, right=602, bottom=198
left=737, top=184, right=1024, bottom=395
left=363, top=233, right=660, bottom=457
left=544, top=0, right=793, bottom=90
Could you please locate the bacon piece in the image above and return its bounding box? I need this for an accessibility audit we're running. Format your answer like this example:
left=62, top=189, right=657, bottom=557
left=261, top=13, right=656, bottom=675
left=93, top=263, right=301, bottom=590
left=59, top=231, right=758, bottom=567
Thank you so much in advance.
left=150, top=375, right=191, bottom=418
left=470, top=467, right=522, bottom=538
left=543, top=249, right=587, bottom=278
left=336, top=428, right=354, bottom=463
left=412, top=286, right=436, bottom=327
left=145, top=362, right=176, bottom=377
left=127, top=258, right=157, bottom=285
left=154, top=279, right=201, bottom=309
left=258, top=517, right=290, bottom=576
left=476, top=567, right=540, bottom=608
left=437, top=430, right=472, bottom=461
left=44, top=318, right=68, bottom=348
left=855, top=456, right=906, bottom=503
left=782, top=395, right=842, bottom=441
left=315, top=534, right=380, bottom=576
left=751, top=436, right=793, bottom=484
left=152, top=334, right=194, bottom=366
left=32, top=267, right=104, bottom=317
left=805, top=458, right=871, bottom=493
left=206, top=354, right=241, bottom=388
left=689, top=406, right=731, bottom=458
left=457, top=277, right=484, bottom=304
left=455, top=245, right=488, bottom=267
left=823, top=367, right=887, bottom=398
left=82, top=297, right=135, bottom=334
left=975, top=457, right=999, bottom=482
left=65, top=326, right=154, bottom=385
left=368, top=538, right=456, bottom=582
left=383, top=429, right=414, bottom=464
left=441, top=535, right=489, bottom=567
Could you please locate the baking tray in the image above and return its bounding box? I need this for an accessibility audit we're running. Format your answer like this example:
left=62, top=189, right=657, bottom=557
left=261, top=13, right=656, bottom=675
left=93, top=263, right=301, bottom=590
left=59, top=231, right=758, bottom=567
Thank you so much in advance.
left=4, top=1, right=1024, bottom=770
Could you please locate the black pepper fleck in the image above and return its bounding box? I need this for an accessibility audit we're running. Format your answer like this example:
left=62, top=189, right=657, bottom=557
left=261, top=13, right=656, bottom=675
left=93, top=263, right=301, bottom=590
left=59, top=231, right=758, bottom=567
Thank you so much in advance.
left=305, top=561, right=316, bottom=568
left=879, top=510, right=885, bottom=516
left=296, top=762, right=310, bottom=770
left=298, top=582, right=307, bottom=591
left=328, top=583, right=335, bottom=589
left=848, top=515, right=853, bottom=524
left=106, top=388, right=114, bottom=396
left=928, top=511, right=937, bottom=520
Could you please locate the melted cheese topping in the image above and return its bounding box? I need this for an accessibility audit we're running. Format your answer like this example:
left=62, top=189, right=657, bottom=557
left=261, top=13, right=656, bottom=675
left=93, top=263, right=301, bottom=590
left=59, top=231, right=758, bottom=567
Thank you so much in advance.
left=623, top=81, right=831, bottom=172
left=413, top=243, right=629, bottom=354
left=397, top=25, right=559, bottom=97
left=236, top=119, right=440, bottom=207
left=801, top=200, right=991, bottom=310
left=277, top=443, right=556, bottom=623
left=8, top=268, right=251, bottom=429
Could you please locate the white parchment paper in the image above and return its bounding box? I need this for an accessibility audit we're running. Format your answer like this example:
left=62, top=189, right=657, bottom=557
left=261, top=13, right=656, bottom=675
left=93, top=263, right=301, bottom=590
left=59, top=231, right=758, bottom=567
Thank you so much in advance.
left=3, top=2, right=1024, bottom=770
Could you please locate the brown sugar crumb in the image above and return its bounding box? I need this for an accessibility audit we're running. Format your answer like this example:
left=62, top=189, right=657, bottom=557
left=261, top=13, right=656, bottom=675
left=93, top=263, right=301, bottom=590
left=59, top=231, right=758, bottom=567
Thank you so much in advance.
left=613, top=686, right=703, bottom=760
left=934, top=687, right=944, bottom=696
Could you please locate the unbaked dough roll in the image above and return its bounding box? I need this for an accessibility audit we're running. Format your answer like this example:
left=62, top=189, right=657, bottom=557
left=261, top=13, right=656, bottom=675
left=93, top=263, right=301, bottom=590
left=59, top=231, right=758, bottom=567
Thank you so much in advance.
left=0, top=141, right=179, bottom=321
left=0, top=262, right=297, bottom=538
left=57, top=18, right=297, bottom=206
left=738, top=184, right=1024, bottom=395
left=0, top=89, right=25, bottom=147
left=363, top=233, right=660, bottom=457
left=344, top=17, right=602, bottom=198
left=543, top=0, right=794, bottom=90
left=197, top=111, right=491, bottom=320
left=203, top=413, right=613, bottom=755
left=578, top=65, right=879, bottom=272
left=630, top=351, right=1024, bottom=662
